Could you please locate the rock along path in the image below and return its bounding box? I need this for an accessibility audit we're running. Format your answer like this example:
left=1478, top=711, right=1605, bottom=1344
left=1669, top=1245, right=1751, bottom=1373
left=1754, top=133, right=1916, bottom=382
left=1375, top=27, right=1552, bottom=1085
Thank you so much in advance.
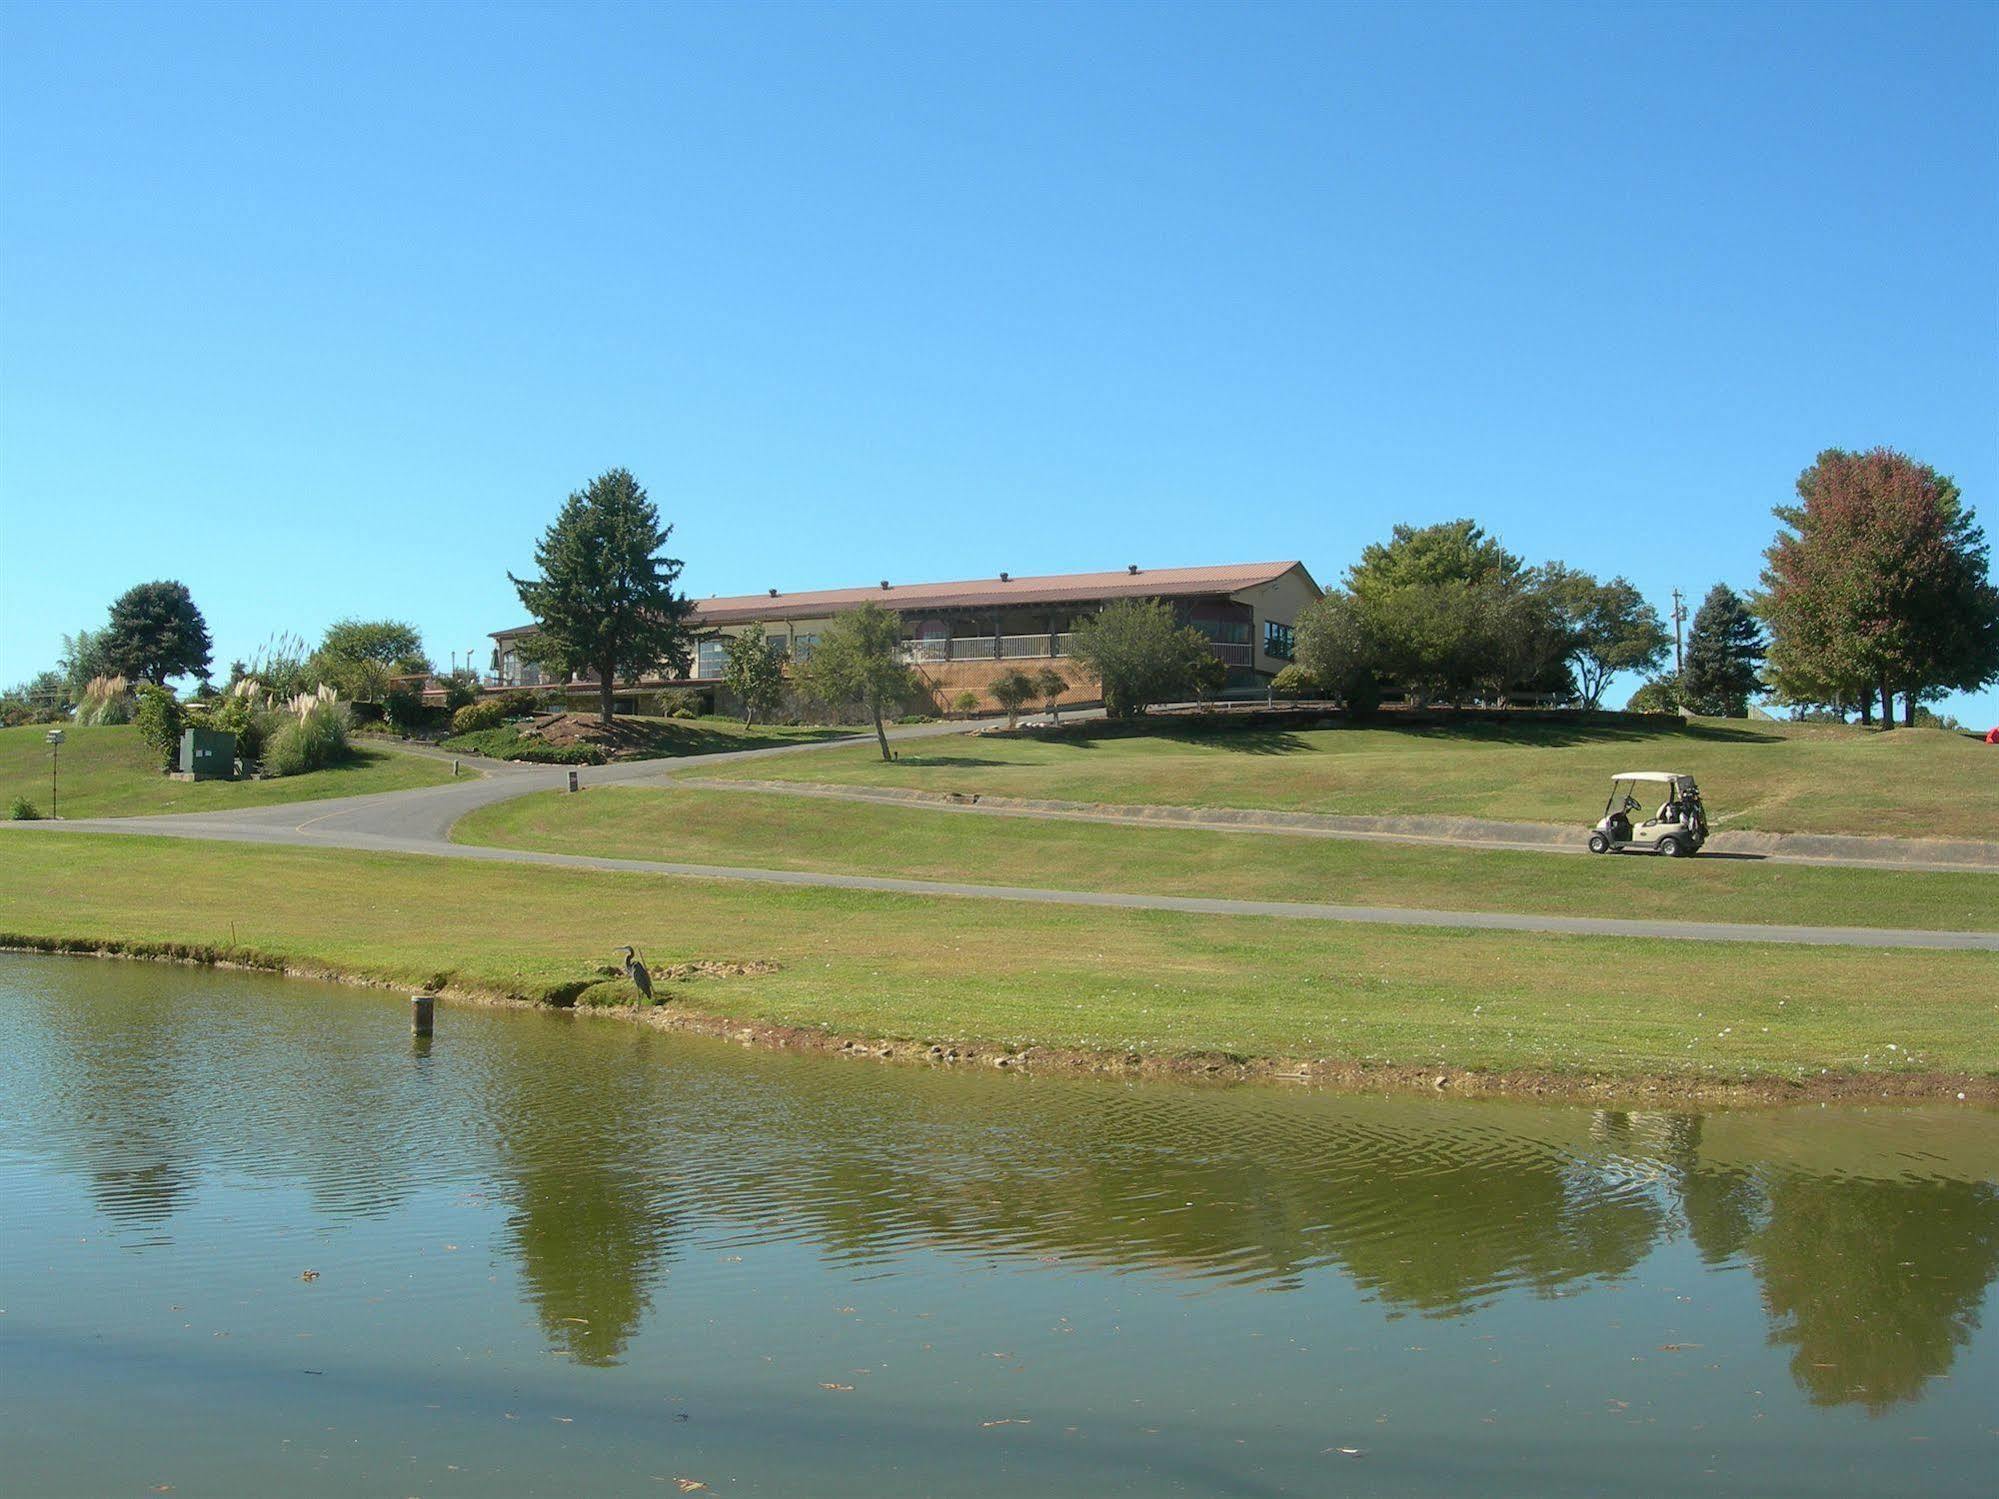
left=4, top=720, right=1995, bottom=952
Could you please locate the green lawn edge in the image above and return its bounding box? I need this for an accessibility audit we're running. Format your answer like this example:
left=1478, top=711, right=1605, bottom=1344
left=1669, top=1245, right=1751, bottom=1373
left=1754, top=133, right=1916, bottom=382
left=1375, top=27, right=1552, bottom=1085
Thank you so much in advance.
left=3, top=833, right=1994, bottom=1093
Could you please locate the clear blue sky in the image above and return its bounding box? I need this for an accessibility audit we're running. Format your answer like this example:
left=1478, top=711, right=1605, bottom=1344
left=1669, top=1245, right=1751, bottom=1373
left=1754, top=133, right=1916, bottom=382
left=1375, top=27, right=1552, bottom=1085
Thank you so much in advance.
left=3, top=1, right=1995, bottom=720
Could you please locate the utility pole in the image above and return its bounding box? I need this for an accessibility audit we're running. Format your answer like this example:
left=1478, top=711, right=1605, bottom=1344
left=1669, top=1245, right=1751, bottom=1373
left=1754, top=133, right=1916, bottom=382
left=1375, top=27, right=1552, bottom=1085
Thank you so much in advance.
left=1670, top=588, right=1687, bottom=675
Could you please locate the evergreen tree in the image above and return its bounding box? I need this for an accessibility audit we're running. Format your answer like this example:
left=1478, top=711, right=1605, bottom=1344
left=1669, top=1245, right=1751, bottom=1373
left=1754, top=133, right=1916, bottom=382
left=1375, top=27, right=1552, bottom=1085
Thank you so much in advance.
left=509, top=469, right=693, bottom=725
left=103, top=581, right=212, bottom=686
left=1680, top=583, right=1765, bottom=716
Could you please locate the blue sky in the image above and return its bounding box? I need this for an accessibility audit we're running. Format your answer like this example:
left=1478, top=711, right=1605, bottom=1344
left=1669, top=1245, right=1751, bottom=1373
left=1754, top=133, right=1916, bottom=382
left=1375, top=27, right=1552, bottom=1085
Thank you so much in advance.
left=3, top=1, right=1995, bottom=720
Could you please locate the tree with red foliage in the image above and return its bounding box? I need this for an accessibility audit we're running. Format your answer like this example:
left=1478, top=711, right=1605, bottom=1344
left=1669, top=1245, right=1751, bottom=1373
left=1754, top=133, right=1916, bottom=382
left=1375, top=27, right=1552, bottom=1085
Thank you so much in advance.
left=1760, top=448, right=1998, bottom=728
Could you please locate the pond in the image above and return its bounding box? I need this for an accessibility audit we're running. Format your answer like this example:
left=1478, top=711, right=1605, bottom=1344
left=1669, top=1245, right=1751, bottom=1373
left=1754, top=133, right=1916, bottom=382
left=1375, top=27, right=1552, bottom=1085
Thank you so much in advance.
left=2, top=954, right=1994, bottom=1496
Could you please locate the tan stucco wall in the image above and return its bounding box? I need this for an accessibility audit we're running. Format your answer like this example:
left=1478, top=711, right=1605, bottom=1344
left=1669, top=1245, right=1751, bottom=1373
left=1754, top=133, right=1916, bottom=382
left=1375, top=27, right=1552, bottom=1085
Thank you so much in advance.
left=1232, top=564, right=1322, bottom=676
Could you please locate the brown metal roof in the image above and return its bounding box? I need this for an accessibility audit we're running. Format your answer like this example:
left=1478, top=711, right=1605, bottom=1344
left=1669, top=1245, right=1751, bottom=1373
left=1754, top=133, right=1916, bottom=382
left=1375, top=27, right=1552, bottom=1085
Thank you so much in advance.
left=493, top=560, right=1313, bottom=635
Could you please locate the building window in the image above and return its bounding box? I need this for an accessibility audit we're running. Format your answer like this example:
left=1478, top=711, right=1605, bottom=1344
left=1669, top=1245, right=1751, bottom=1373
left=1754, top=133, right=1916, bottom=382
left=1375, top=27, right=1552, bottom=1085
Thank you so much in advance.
left=791, top=634, right=817, bottom=663
left=1264, top=621, right=1295, bottom=660
left=696, top=639, right=728, bottom=678
left=1192, top=618, right=1250, bottom=644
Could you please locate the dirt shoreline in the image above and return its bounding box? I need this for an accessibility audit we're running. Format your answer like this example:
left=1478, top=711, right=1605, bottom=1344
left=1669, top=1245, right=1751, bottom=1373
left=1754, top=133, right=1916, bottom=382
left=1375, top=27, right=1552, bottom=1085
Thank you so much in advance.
left=5, top=936, right=1992, bottom=1108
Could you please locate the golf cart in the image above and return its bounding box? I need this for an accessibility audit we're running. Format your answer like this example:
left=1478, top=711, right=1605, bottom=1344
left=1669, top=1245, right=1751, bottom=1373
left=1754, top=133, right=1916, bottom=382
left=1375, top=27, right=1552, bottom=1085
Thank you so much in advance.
left=1588, top=772, right=1707, bottom=857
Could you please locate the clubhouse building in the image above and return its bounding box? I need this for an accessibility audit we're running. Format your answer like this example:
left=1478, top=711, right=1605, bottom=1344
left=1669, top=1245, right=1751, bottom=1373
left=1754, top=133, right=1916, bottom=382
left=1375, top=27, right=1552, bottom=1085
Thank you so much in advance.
left=489, top=560, right=1322, bottom=714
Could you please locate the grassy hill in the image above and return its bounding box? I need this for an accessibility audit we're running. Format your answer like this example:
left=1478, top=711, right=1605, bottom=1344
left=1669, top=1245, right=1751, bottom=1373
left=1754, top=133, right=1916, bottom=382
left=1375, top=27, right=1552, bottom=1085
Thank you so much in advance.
left=455, top=785, right=1998, bottom=932
left=692, top=715, right=1998, bottom=841
left=1, top=723, right=458, bottom=820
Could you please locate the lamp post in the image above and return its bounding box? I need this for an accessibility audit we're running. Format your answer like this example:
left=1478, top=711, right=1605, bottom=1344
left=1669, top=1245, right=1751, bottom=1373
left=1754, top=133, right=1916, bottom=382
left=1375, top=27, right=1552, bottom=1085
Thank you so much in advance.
left=45, top=728, right=64, bottom=819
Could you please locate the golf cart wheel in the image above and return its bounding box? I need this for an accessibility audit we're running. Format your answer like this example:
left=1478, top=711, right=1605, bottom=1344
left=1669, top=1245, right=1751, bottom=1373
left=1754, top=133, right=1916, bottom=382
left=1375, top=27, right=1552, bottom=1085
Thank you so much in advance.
left=1587, top=832, right=1611, bottom=855
left=1658, top=836, right=1686, bottom=858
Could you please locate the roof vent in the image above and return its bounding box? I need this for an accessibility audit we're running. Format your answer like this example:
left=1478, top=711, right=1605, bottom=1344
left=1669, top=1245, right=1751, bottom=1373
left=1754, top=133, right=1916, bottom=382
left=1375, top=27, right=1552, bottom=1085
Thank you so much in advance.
left=768, top=588, right=779, bottom=597
left=880, top=580, right=890, bottom=590
left=999, top=571, right=1010, bottom=582
left=1127, top=563, right=1139, bottom=575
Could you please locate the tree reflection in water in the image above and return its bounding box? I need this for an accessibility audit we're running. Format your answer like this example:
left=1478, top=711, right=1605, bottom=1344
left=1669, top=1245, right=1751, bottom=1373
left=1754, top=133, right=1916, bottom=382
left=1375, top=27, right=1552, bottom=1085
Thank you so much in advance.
left=7, top=958, right=1994, bottom=1406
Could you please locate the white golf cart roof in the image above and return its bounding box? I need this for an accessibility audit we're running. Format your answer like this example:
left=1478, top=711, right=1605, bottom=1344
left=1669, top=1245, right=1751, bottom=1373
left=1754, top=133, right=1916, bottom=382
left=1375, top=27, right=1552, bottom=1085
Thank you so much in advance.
left=1610, top=771, right=1695, bottom=784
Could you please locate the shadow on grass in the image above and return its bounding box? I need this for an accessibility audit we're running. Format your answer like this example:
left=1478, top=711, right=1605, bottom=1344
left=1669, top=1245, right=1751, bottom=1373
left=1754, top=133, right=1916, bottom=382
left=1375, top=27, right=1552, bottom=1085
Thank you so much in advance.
left=889, top=755, right=1018, bottom=769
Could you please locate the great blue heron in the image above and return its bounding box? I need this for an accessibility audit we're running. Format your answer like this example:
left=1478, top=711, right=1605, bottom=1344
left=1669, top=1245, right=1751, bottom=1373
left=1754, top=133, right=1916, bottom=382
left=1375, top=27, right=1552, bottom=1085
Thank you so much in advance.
left=617, top=945, right=654, bottom=1002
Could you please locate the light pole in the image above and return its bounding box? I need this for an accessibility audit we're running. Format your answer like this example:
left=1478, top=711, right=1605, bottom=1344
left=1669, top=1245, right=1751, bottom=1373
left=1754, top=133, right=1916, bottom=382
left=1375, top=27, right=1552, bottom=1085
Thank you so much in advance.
left=45, top=728, right=64, bottom=819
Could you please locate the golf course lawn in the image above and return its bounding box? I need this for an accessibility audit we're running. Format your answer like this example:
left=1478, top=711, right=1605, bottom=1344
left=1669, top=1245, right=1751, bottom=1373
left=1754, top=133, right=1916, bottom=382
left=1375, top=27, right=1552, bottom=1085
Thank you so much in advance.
left=453, top=785, right=1999, bottom=932
left=1, top=723, right=458, bottom=819
left=690, top=715, right=1999, bottom=840
left=2, top=833, right=1994, bottom=1083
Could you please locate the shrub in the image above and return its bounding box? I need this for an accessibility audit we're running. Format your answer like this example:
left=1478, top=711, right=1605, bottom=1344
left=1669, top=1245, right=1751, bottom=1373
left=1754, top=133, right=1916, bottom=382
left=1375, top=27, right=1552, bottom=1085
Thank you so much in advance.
left=1626, top=676, right=1685, bottom=714
left=495, top=689, right=545, bottom=717
left=382, top=680, right=429, bottom=734
left=1270, top=664, right=1322, bottom=699
left=133, top=684, right=184, bottom=770
left=262, top=698, right=351, bottom=777
left=658, top=688, right=702, bottom=720
left=452, top=699, right=507, bottom=735
left=10, top=795, right=41, bottom=820
left=441, top=727, right=606, bottom=765
left=953, top=690, right=980, bottom=716
left=188, top=691, right=265, bottom=760
left=441, top=671, right=481, bottom=712
left=75, top=675, right=133, bottom=725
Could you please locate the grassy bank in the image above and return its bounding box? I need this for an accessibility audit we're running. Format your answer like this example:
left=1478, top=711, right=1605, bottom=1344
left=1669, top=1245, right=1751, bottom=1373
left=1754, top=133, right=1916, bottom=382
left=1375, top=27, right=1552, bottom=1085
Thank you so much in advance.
left=1, top=723, right=457, bottom=819
left=692, top=716, right=1998, bottom=840
left=2, top=833, right=1993, bottom=1089
left=453, top=785, right=1999, bottom=932
left=442, top=713, right=851, bottom=764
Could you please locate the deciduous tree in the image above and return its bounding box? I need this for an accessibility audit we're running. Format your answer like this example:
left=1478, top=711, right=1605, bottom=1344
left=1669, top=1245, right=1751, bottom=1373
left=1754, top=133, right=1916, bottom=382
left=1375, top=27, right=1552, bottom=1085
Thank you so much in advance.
left=103, top=581, right=212, bottom=686
left=721, top=622, right=788, bottom=727
left=990, top=670, right=1038, bottom=728
left=1068, top=599, right=1221, bottom=718
left=510, top=469, right=693, bottom=725
left=1539, top=565, right=1669, bottom=710
left=1033, top=666, right=1069, bottom=720
left=796, top=602, right=912, bottom=760
left=1761, top=448, right=1999, bottom=728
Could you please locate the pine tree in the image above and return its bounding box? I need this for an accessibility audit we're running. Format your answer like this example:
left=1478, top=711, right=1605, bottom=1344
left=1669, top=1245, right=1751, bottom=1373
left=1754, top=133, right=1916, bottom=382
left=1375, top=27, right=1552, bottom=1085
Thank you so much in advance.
left=509, top=469, right=693, bottom=725
left=1680, top=584, right=1765, bottom=717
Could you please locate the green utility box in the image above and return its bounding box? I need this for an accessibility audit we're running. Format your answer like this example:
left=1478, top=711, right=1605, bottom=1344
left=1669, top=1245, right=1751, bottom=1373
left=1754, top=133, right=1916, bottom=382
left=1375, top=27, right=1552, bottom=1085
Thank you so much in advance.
left=179, top=727, right=237, bottom=780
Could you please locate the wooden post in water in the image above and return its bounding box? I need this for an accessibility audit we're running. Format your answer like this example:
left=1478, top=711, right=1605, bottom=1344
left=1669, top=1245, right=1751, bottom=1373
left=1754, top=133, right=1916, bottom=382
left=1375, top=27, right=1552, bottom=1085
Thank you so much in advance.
left=411, top=993, right=436, bottom=1036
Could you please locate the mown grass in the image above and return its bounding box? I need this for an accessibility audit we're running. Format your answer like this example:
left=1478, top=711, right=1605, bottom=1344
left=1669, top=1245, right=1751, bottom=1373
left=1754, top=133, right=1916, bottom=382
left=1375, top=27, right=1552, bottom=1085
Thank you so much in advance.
left=2, top=833, right=1993, bottom=1081
left=692, top=715, right=1999, bottom=840
left=453, top=786, right=1999, bottom=932
left=0, top=723, right=458, bottom=819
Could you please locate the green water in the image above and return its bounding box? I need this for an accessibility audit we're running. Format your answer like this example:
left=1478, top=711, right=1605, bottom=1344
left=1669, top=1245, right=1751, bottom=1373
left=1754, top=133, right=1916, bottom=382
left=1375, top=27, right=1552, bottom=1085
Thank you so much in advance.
left=1, top=955, right=1994, bottom=1496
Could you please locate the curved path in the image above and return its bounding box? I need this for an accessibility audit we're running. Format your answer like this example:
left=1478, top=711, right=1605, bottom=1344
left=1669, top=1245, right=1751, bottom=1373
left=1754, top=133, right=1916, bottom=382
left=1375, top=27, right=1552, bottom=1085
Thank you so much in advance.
left=4, top=722, right=1995, bottom=952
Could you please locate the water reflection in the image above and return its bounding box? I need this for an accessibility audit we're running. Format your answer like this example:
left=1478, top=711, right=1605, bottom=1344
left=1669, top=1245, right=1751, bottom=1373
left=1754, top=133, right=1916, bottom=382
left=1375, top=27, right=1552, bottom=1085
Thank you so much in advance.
left=4, top=956, right=1994, bottom=1409
left=1753, top=1176, right=1999, bottom=1412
